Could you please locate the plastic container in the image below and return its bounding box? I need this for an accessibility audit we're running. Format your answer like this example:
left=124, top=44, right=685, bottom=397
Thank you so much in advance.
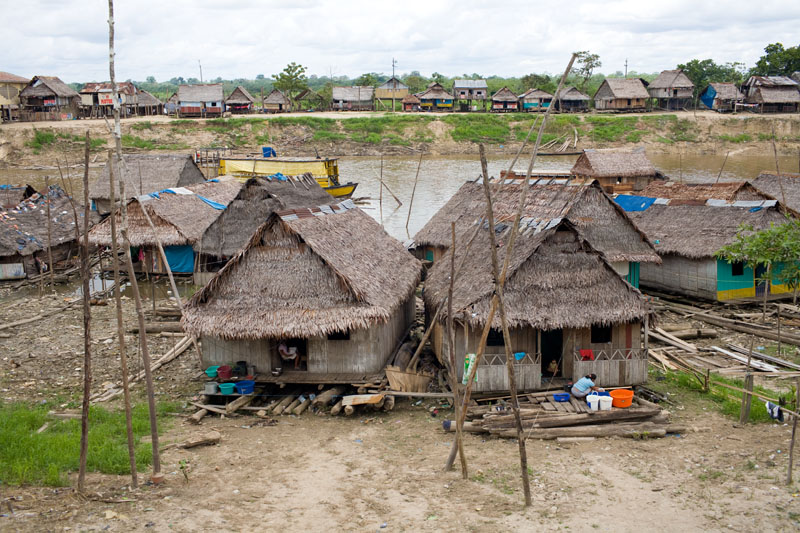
left=204, top=365, right=220, bottom=378
left=610, top=389, right=634, bottom=408
left=599, top=396, right=613, bottom=411
left=587, top=394, right=600, bottom=411
left=235, top=380, right=255, bottom=395
left=553, top=393, right=570, bottom=402
left=204, top=382, right=219, bottom=395
left=217, top=365, right=233, bottom=380
left=219, top=383, right=235, bottom=395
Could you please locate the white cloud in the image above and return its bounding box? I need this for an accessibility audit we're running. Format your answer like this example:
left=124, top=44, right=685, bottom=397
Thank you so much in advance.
left=1, top=0, right=798, bottom=82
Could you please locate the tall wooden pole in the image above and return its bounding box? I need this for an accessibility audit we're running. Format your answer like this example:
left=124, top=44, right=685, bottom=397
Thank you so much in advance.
left=404, top=153, right=424, bottom=237
left=108, top=151, right=138, bottom=488
left=788, top=378, right=799, bottom=485
left=77, top=133, right=92, bottom=492
left=446, top=222, right=467, bottom=478
left=44, top=176, right=55, bottom=290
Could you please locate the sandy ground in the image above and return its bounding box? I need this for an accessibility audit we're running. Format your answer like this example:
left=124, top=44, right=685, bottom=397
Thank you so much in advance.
left=1, top=290, right=800, bottom=531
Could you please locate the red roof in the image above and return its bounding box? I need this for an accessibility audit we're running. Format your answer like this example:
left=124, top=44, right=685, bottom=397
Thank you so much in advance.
left=0, top=71, right=29, bottom=83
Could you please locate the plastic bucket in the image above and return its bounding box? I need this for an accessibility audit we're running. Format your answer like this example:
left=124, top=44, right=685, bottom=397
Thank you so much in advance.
left=599, top=396, right=613, bottom=411
left=204, top=382, right=219, bottom=395
left=587, top=394, right=600, bottom=411
left=610, top=389, right=634, bottom=408
left=219, top=383, right=235, bottom=395
left=553, top=393, right=570, bottom=402
left=204, top=365, right=220, bottom=378
left=235, top=380, right=255, bottom=395
left=217, top=365, right=233, bottom=380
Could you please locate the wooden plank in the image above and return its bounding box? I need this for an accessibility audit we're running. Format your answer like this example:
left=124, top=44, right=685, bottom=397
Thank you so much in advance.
left=550, top=399, right=568, bottom=413
left=710, top=346, right=780, bottom=372
left=541, top=401, right=556, bottom=411
left=725, top=343, right=800, bottom=371
left=341, top=393, right=385, bottom=406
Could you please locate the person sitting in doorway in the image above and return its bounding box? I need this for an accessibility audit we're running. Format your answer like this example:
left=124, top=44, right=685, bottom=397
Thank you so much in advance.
left=278, top=341, right=301, bottom=369
left=571, top=373, right=603, bottom=399
left=546, top=359, right=559, bottom=378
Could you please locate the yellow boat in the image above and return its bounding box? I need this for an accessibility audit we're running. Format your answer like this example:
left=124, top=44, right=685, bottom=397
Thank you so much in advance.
left=218, top=157, right=358, bottom=199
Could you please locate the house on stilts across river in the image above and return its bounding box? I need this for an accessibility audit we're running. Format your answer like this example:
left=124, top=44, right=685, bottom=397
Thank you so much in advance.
left=570, top=150, right=660, bottom=194
left=182, top=201, right=422, bottom=384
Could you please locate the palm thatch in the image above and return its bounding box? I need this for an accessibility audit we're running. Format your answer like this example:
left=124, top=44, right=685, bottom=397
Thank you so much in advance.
left=519, top=88, right=553, bottom=101
left=417, top=82, right=454, bottom=100
left=751, top=172, right=800, bottom=214
left=491, top=87, right=518, bottom=102
left=225, top=86, right=255, bottom=105
left=89, top=154, right=206, bottom=211
left=627, top=203, right=789, bottom=259
left=413, top=180, right=659, bottom=263
left=571, top=150, right=656, bottom=179
left=595, top=78, right=649, bottom=99
left=182, top=203, right=422, bottom=340
left=555, top=86, right=590, bottom=101
left=88, top=178, right=243, bottom=247
left=402, top=94, right=421, bottom=104
left=136, top=90, right=163, bottom=107
left=263, top=89, right=291, bottom=105
left=332, top=86, right=374, bottom=102
left=20, top=76, right=78, bottom=98
left=648, top=70, right=694, bottom=89
left=0, top=185, right=84, bottom=258
left=708, top=82, right=743, bottom=101
left=423, top=219, right=649, bottom=330
left=177, top=83, right=224, bottom=102
left=639, top=181, right=769, bottom=203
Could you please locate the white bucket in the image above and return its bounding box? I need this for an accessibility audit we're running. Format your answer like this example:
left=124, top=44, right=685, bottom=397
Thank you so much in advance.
left=587, top=394, right=600, bottom=411
left=599, top=396, right=613, bottom=411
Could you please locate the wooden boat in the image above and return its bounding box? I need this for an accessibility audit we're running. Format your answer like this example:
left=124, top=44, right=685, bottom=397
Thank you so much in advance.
left=218, top=157, right=358, bottom=199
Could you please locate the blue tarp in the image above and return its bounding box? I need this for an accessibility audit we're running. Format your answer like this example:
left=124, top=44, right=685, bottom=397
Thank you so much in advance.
left=700, top=85, right=716, bottom=110
left=268, top=172, right=288, bottom=182
left=614, top=195, right=657, bottom=212
left=196, top=195, right=226, bottom=209
left=164, top=245, right=195, bottom=273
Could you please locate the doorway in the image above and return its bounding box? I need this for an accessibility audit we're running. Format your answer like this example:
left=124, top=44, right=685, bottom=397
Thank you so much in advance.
left=540, top=329, right=563, bottom=378
left=755, top=265, right=769, bottom=297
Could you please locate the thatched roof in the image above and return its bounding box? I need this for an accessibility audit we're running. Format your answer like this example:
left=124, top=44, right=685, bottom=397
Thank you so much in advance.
left=751, top=172, right=800, bottom=214
left=0, top=185, right=84, bottom=258
left=182, top=202, right=422, bottom=339
left=137, top=90, right=162, bottom=107
left=648, top=69, right=694, bottom=89
left=423, top=219, right=649, bottom=330
left=263, top=89, right=291, bottom=105
left=90, top=153, right=206, bottom=202
left=555, top=86, right=590, bottom=101
left=177, top=84, right=223, bottom=102
left=0, top=72, right=29, bottom=83
left=746, top=76, right=799, bottom=87
left=492, top=87, right=518, bottom=102
left=708, top=82, right=743, bottom=100
left=413, top=180, right=659, bottom=263
left=750, top=87, right=800, bottom=104
left=199, top=174, right=332, bottom=257
left=20, top=76, right=78, bottom=98
left=88, top=178, right=243, bottom=247
left=519, top=88, right=553, bottom=100
left=638, top=181, right=769, bottom=203
left=417, top=83, right=453, bottom=100
left=225, top=86, right=255, bottom=105
left=627, top=203, right=789, bottom=259
left=596, top=78, right=649, bottom=99
left=571, top=150, right=656, bottom=179
left=332, top=86, right=374, bottom=102
left=402, top=93, right=421, bottom=104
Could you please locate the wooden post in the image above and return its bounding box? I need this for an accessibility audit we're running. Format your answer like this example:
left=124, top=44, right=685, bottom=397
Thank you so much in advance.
left=108, top=152, right=138, bottom=487
left=777, top=303, right=782, bottom=357
left=447, top=222, right=467, bottom=479
left=404, top=153, right=424, bottom=237
left=44, top=175, right=55, bottom=290
left=378, top=154, right=383, bottom=225
left=788, top=378, right=799, bottom=485
left=740, top=374, right=754, bottom=424
left=77, top=133, right=92, bottom=492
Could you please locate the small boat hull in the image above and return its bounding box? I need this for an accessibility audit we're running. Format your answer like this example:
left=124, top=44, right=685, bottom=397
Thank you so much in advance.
left=323, top=182, right=358, bottom=199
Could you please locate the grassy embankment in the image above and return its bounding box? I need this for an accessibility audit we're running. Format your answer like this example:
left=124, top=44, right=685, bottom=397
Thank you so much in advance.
left=0, top=401, right=178, bottom=486
left=25, top=129, right=106, bottom=155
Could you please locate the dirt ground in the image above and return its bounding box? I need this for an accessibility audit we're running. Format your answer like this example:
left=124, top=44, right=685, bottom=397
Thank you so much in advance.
left=2, top=289, right=800, bottom=531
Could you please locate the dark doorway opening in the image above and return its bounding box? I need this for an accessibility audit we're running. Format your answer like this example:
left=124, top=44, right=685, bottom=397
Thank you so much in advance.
left=540, top=329, right=563, bottom=378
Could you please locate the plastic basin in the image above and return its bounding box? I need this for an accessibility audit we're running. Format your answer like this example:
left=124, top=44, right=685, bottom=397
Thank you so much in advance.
left=217, top=365, right=233, bottom=380
left=587, top=395, right=600, bottom=411
left=610, top=389, right=634, bottom=408
left=205, top=365, right=220, bottom=378
left=219, top=383, right=235, bottom=395
left=235, top=380, right=255, bottom=395
left=553, top=393, right=570, bottom=402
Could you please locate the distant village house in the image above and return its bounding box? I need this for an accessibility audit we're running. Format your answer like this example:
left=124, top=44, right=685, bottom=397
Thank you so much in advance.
left=0, top=71, right=29, bottom=122
left=177, top=83, right=225, bottom=118
left=331, top=86, right=374, bottom=111
left=593, top=78, right=649, bottom=112
left=647, top=69, right=694, bottom=110
left=224, top=86, right=256, bottom=114
left=19, top=76, right=80, bottom=121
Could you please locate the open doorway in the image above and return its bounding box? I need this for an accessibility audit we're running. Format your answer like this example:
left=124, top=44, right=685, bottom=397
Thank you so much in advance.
left=540, top=329, right=563, bottom=378
left=274, top=338, right=308, bottom=371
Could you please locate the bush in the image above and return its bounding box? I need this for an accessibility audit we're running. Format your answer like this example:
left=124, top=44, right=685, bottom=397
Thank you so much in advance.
left=718, top=133, right=752, bottom=143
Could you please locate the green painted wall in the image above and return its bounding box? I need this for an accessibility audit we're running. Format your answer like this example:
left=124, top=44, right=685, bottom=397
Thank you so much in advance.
left=625, top=262, right=640, bottom=288
left=716, top=259, right=754, bottom=292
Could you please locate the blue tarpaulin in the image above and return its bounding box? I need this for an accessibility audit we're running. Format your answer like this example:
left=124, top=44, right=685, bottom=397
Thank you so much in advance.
left=268, top=172, right=288, bottom=182
left=700, top=85, right=716, bottom=110
left=614, top=195, right=657, bottom=212
left=164, top=245, right=194, bottom=273
left=196, top=195, right=226, bottom=209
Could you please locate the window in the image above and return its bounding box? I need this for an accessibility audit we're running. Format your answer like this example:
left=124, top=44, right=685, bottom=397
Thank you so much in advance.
left=731, top=261, right=745, bottom=276
left=486, top=328, right=505, bottom=347
left=627, top=99, right=632, bottom=105
left=591, top=325, right=612, bottom=344
left=327, top=330, right=350, bottom=341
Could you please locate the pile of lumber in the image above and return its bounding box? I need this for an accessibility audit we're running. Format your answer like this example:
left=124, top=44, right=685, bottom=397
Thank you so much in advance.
left=443, top=392, right=679, bottom=440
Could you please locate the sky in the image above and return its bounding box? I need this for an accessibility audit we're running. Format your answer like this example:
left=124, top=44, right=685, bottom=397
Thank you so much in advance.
left=2, top=0, right=799, bottom=83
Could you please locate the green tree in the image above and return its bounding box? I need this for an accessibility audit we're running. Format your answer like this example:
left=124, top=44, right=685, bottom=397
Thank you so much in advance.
left=272, top=62, right=309, bottom=103
left=752, top=43, right=800, bottom=76
left=146, top=76, right=156, bottom=83
left=430, top=72, right=447, bottom=86
left=572, top=51, right=602, bottom=92
left=256, top=74, right=265, bottom=80
left=402, top=73, right=428, bottom=93
left=677, top=59, right=748, bottom=98
left=354, top=73, right=378, bottom=87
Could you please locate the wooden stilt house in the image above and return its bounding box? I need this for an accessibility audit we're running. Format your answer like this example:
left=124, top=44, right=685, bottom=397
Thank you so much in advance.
left=332, top=86, right=374, bottom=111
left=225, top=86, right=256, bottom=114
left=593, top=78, right=649, bottom=112
left=401, top=93, right=421, bottom=112
left=519, top=88, right=553, bottom=112
left=0, top=71, right=29, bottom=122
left=554, top=86, right=590, bottom=112
left=423, top=214, right=651, bottom=392
left=89, top=153, right=206, bottom=216
left=647, top=69, right=694, bottom=110
left=182, top=201, right=422, bottom=384
left=453, top=79, right=488, bottom=111
left=177, top=84, right=224, bottom=117
left=743, top=76, right=800, bottom=113
left=136, top=90, right=164, bottom=116
left=490, top=87, right=518, bottom=112
left=570, top=150, right=659, bottom=193
left=19, top=76, right=80, bottom=121
left=700, top=83, right=744, bottom=112
left=750, top=171, right=800, bottom=215
left=417, top=82, right=454, bottom=111
left=262, top=89, right=292, bottom=113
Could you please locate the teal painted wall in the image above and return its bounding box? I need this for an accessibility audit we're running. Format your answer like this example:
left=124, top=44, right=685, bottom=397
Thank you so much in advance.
left=625, top=262, right=640, bottom=288
left=716, top=259, right=754, bottom=292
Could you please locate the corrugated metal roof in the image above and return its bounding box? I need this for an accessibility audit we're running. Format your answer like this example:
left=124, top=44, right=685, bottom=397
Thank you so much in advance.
left=453, top=79, right=488, bottom=89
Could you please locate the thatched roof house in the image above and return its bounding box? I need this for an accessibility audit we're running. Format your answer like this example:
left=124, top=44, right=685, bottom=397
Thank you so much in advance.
left=743, top=76, right=800, bottom=113
left=570, top=150, right=658, bottom=193
left=225, top=86, right=255, bottom=113
left=700, top=82, right=744, bottom=112
left=554, top=86, right=590, bottom=112
left=621, top=196, right=791, bottom=301
left=263, top=89, right=291, bottom=113
left=519, top=88, right=553, bottom=111
left=89, top=153, right=206, bottom=215
left=423, top=213, right=650, bottom=390
left=593, top=78, right=649, bottom=111
left=0, top=71, right=30, bottom=122
left=751, top=172, right=800, bottom=215
left=417, top=82, right=454, bottom=111
left=647, top=69, right=694, bottom=110
left=0, top=185, right=86, bottom=279
left=491, top=87, right=518, bottom=112
left=182, top=201, right=422, bottom=381
left=332, top=86, right=374, bottom=111
left=638, top=181, right=769, bottom=203
left=19, top=76, right=80, bottom=121
left=401, top=93, right=421, bottom=112
left=177, top=83, right=224, bottom=117
left=137, top=89, right=163, bottom=115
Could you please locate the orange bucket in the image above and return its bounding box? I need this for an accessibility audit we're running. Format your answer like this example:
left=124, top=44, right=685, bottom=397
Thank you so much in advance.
left=609, top=389, right=634, bottom=408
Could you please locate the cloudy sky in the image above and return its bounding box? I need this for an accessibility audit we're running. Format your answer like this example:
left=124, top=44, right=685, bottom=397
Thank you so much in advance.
left=3, top=0, right=799, bottom=83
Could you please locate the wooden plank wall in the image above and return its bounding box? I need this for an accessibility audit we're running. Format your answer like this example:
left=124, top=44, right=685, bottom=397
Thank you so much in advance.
left=201, top=335, right=273, bottom=371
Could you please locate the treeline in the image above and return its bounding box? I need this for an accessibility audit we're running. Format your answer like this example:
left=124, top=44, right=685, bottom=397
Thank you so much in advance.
left=71, top=42, right=799, bottom=102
